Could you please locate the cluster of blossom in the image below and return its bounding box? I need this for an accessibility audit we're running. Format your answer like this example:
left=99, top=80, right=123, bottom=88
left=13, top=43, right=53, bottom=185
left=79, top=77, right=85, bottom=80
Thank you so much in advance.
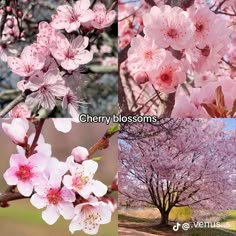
left=0, top=0, right=116, bottom=118
left=2, top=118, right=117, bottom=234
left=119, top=0, right=236, bottom=117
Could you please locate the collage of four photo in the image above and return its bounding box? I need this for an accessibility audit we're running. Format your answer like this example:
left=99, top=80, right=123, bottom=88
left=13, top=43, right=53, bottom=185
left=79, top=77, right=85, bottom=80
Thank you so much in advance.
left=0, top=0, right=235, bottom=235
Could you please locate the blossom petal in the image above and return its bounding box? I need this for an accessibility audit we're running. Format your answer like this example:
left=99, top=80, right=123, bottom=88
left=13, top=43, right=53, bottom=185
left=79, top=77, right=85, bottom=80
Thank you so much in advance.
left=30, top=193, right=47, bottom=209
left=17, top=181, right=34, bottom=197
left=42, top=205, right=60, bottom=225
left=3, top=167, right=18, bottom=185
left=91, top=180, right=107, bottom=197
left=58, top=202, right=75, bottom=220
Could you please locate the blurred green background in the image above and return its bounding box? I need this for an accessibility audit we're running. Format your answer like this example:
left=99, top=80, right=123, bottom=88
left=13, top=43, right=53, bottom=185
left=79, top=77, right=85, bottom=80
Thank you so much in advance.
left=0, top=119, right=118, bottom=236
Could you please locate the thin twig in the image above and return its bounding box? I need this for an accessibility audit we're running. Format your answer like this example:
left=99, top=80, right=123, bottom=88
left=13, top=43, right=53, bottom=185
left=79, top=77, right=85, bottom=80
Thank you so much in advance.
left=0, top=90, right=31, bottom=118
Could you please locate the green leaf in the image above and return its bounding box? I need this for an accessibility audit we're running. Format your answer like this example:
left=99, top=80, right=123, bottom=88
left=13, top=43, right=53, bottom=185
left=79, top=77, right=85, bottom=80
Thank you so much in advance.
left=92, top=156, right=103, bottom=162
left=107, top=123, right=120, bottom=136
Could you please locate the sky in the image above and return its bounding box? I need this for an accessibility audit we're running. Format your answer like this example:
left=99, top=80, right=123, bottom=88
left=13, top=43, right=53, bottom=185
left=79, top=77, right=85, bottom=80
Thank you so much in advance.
left=222, top=118, right=236, bottom=131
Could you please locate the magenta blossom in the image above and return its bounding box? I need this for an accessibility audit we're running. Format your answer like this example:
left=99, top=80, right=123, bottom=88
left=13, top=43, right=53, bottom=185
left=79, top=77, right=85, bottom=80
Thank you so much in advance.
left=3, top=153, right=48, bottom=196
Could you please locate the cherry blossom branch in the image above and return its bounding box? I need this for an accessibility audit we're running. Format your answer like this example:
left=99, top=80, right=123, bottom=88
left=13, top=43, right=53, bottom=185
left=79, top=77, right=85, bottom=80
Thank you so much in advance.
left=0, top=90, right=32, bottom=118
left=1, top=123, right=119, bottom=207
left=26, top=119, right=45, bottom=157
left=0, top=0, right=10, bottom=38
left=0, top=188, right=28, bottom=207
left=88, top=124, right=119, bottom=157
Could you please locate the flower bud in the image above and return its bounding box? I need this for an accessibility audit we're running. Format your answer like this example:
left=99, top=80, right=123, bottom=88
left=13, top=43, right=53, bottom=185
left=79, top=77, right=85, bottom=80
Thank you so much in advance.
left=71, top=146, right=89, bottom=163
left=2, top=119, right=29, bottom=146
left=133, top=71, right=149, bottom=84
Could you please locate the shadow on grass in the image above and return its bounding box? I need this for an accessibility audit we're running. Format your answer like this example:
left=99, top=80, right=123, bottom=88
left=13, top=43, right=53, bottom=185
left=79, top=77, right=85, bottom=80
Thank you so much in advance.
left=119, top=214, right=236, bottom=236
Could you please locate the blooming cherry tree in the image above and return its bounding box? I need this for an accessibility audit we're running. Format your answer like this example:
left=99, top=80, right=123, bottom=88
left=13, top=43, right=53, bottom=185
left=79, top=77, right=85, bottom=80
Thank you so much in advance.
left=119, top=119, right=236, bottom=225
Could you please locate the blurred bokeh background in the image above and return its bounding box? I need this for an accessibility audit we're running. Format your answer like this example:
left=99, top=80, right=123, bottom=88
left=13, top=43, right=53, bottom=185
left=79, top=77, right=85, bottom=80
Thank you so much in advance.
left=0, top=119, right=118, bottom=236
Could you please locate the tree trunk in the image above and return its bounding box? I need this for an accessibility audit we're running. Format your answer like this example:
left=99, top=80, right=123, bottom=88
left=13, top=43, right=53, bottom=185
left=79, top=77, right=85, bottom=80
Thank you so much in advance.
left=160, top=210, right=170, bottom=225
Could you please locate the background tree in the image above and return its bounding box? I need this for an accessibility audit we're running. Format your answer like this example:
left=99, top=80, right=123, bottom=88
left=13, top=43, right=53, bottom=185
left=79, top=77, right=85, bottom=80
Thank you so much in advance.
left=119, top=119, right=236, bottom=225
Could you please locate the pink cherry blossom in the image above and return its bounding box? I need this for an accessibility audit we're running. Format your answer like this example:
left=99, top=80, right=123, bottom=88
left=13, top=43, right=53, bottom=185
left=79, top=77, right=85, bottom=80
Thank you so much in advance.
left=188, top=6, right=219, bottom=44
left=25, top=71, right=67, bottom=110
left=63, top=156, right=107, bottom=199
left=8, top=45, right=45, bottom=77
left=2, top=119, right=29, bottom=146
left=30, top=173, right=75, bottom=225
left=69, top=197, right=112, bottom=234
left=186, top=40, right=228, bottom=73
left=3, top=153, right=48, bottom=196
left=143, top=5, right=195, bottom=50
left=171, top=97, right=201, bottom=118
left=9, top=103, right=31, bottom=118
left=50, top=32, right=93, bottom=70
left=128, top=35, right=166, bottom=73
left=34, top=21, right=56, bottom=55
left=147, top=51, right=186, bottom=93
left=51, top=0, right=94, bottom=33
left=91, top=3, right=116, bottom=29
left=71, top=146, right=89, bottom=163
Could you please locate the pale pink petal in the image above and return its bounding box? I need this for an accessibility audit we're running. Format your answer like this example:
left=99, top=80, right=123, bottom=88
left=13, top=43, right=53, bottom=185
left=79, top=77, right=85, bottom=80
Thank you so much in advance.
left=65, top=21, right=80, bottom=33
left=28, top=153, right=48, bottom=171
left=61, top=186, right=76, bottom=202
left=103, top=10, right=116, bottom=28
left=69, top=216, right=84, bottom=234
left=10, top=154, right=27, bottom=167
left=42, top=205, right=60, bottom=225
left=72, top=36, right=89, bottom=50
left=78, top=185, right=92, bottom=199
left=75, top=0, right=91, bottom=12
left=49, top=172, right=63, bottom=188
left=83, top=160, right=98, bottom=175
left=74, top=50, right=93, bottom=65
left=98, top=203, right=112, bottom=224
left=30, top=193, right=47, bottom=209
left=3, top=167, right=18, bottom=185
left=58, top=202, right=75, bottom=219
left=83, top=222, right=100, bottom=235
left=79, top=10, right=94, bottom=23
left=52, top=118, right=72, bottom=133
left=62, top=175, right=73, bottom=189
left=91, top=180, right=108, bottom=197
left=17, top=181, right=34, bottom=197
left=61, top=58, right=78, bottom=70
left=7, top=57, right=26, bottom=76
